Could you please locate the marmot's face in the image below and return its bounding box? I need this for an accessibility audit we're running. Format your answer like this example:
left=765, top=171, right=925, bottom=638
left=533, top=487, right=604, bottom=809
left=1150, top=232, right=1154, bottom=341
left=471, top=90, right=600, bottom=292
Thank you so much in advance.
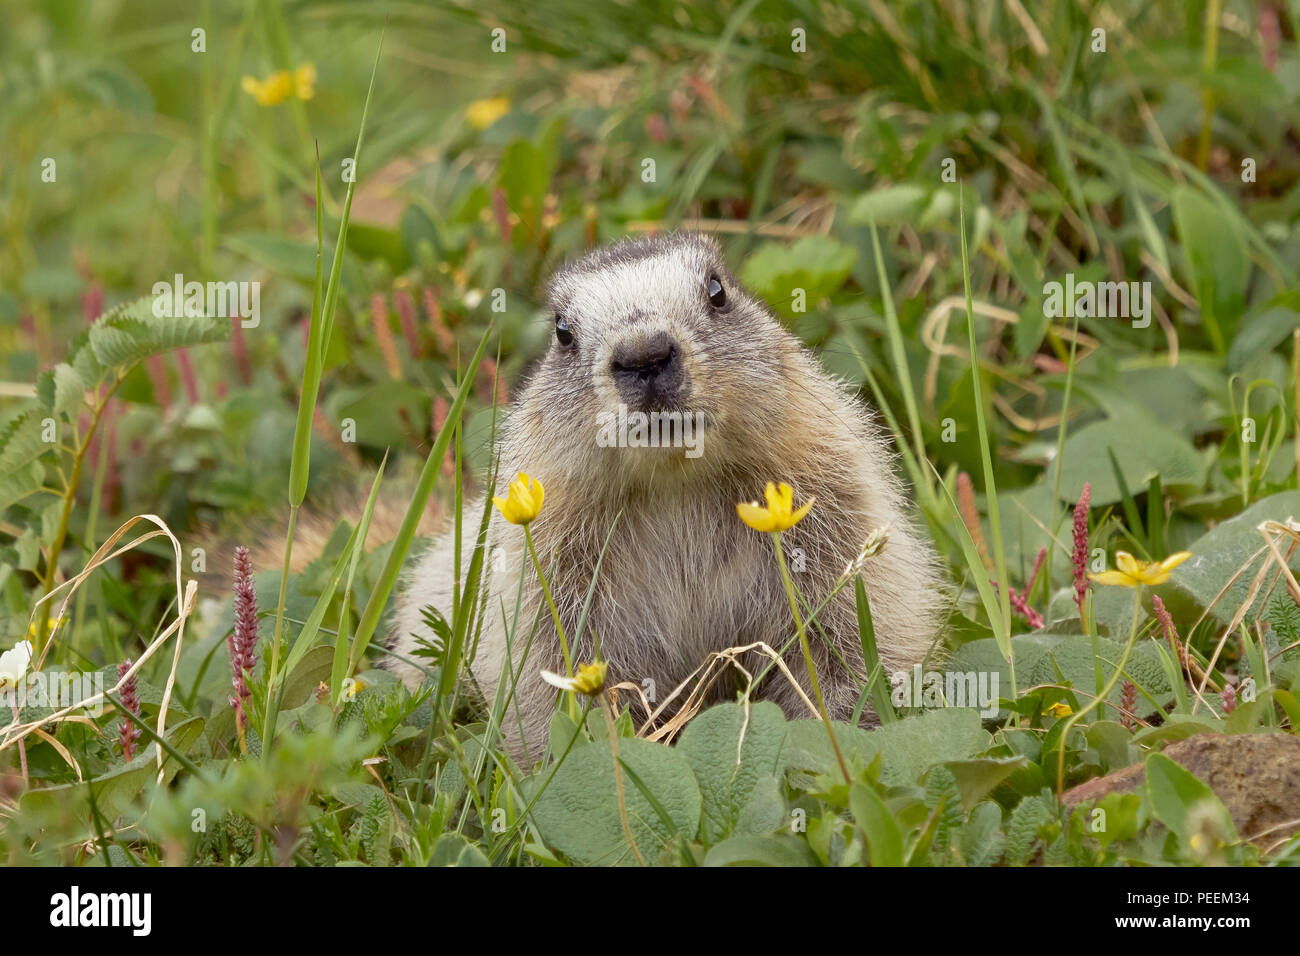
left=534, top=234, right=789, bottom=483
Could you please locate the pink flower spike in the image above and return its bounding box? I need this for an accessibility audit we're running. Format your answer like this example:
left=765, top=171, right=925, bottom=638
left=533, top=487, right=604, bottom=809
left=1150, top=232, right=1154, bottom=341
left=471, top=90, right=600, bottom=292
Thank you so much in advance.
left=1071, top=482, right=1091, bottom=615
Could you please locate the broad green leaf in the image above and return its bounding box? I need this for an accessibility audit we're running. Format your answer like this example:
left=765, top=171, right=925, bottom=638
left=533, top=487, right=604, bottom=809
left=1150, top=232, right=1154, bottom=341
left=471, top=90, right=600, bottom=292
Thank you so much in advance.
left=279, top=644, right=336, bottom=711
left=702, top=834, right=820, bottom=867
left=1144, top=751, right=1238, bottom=845
left=951, top=633, right=1171, bottom=718
left=739, top=235, right=857, bottom=317
left=529, top=736, right=701, bottom=866
left=20, top=716, right=205, bottom=828
left=429, top=832, right=490, bottom=866
left=943, top=756, right=1028, bottom=811
left=1172, top=185, right=1248, bottom=352
left=848, top=183, right=929, bottom=225
left=1052, top=416, right=1205, bottom=505
left=849, top=782, right=904, bottom=866
left=785, top=708, right=991, bottom=786
left=677, top=702, right=787, bottom=844
left=1170, top=491, right=1300, bottom=624
left=1093, top=792, right=1142, bottom=847
left=1227, top=296, right=1300, bottom=373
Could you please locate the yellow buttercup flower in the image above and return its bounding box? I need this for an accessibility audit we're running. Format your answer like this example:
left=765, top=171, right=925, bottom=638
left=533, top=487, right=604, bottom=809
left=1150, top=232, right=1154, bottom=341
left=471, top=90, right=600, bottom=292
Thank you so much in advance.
left=293, top=63, right=316, bottom=101
left=1044, top=702, right=1072, bottom=718
left=241, top=64, right=314, bottom=107
left=737, top=482, right=814, bottom=533
left=26, top=613, right=64, bottom=642
left=1089, top=551, right=1191, bottom=588
left=541, top=660, right=607, bottom=697
left=466, top=97, right=510, bottom=130
left=493, top=472, right=544, bottom=525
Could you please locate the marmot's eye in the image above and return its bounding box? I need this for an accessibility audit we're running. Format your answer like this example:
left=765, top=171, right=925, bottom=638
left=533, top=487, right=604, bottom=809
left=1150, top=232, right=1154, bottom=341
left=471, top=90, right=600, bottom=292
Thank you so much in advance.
left=555, top=315, right=573, bottom=347
left=707, top=275, right=726, bottom=309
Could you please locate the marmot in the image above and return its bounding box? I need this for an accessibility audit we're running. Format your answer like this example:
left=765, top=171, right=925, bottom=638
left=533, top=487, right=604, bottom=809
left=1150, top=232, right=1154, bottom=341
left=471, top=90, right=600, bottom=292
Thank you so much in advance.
left=388, top=232, right=944, bottom=760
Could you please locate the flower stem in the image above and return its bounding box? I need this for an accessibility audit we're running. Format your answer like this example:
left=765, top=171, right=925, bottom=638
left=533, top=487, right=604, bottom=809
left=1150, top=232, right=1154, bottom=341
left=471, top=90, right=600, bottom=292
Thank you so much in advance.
left=525, top=527, right=573, bottom=675
left=773, top=532, right=850, bottom=784
left=525, top=526, right=577, bottom=721
left=601, top=692, right=646, bottom=865
left=1056, top=586, right=1144, bottom=795
left=37, top=375, right=120, bottom=651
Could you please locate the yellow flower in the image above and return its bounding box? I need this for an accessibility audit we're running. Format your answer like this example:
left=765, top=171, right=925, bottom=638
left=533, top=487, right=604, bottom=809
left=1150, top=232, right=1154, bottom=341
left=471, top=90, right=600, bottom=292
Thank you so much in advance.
left=341, top=676, right=366, bottom=700
left=737, top=482, right=814, bottom=533
left=1044, top=701, right=1072, bottom=718
left=1089, top=551, right=1191, bottom=588
left=26, top=613, right=63, bottom=642
left=293, top=63, right=316, bottom=101
left=241, top=66, right=313, bottom=107
left=541, top=660, right=607, bottom=696
left=493, top=472, right=544, bottom=525
left=466, top=97, right=510, bottom=130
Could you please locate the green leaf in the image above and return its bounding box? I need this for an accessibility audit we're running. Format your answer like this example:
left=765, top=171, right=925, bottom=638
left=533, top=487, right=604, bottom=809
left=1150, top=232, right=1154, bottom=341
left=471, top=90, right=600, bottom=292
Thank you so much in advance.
left=279, top=644, right=336, bottom=711
left=960, top=800, right=1005, bottom=866
left=738, top=235, right=857, bottom=317
left=529, top=736, right=701, bottom=865
left=48, top=363, right=90, bottom=418
left=1227, top=296, right=1300, bottom=373
left=677, top=702, right=787, bottom=844
left=1144, top=751, right=1239, bottom=845
left=0, top=407, right=51, bottom=477
left=1172, top=185, right=1248, bottom=352
left=848, top=184, right=929, bottom=225
left=0, top=460, right=49, bottom=515
left=855, top=576, right=895, bottom=724
left=1093, top=792, right=1142, bottom=847
left=86, top=298, right=229, bottom=370
left=1170, top=491, right=1300, bottom=624
left=785, top=708, right=991, bottom=787
left=943, top=756, right=1029, bottom=811
left=951, top=633, right=1171, bottom=718
left=1053, top=416, right=1205, bottom=505
left=702, top=834, right=820, bottom=867
left=20, top=716, right=205, bottom=828
left=429, top=832, right=489, bottom=866
left=849, top=782, right=904, bottom=866
left=1003, top=796, right=1051, bottom=865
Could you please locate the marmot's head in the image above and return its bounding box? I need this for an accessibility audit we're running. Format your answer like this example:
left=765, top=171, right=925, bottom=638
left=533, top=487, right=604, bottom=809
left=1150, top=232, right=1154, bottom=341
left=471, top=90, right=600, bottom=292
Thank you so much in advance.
left=512, top=233, right=807, bottom=496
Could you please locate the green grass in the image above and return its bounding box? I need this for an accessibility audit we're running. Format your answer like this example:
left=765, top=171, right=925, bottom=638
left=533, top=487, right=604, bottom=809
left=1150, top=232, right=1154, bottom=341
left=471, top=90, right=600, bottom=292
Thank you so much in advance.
left=1, top=0, right=1299, bottom=866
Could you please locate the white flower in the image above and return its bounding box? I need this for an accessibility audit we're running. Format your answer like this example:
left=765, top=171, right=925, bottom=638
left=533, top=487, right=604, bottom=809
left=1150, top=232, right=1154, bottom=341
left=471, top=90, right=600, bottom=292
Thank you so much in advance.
left=0, top=640, right=34, bottom=692
left=541, top=661, right=607, bottom=696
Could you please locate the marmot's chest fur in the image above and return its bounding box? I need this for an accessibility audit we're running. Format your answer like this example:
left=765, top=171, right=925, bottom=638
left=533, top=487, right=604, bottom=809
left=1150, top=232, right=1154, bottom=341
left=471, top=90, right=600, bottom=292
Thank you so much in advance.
left=387, top=233, right=944, bottom=761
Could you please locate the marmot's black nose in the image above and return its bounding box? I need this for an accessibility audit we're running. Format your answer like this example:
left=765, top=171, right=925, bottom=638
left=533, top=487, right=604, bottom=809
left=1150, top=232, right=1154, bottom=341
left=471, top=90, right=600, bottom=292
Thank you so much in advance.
left=611, top=332, right=685, bottom=407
